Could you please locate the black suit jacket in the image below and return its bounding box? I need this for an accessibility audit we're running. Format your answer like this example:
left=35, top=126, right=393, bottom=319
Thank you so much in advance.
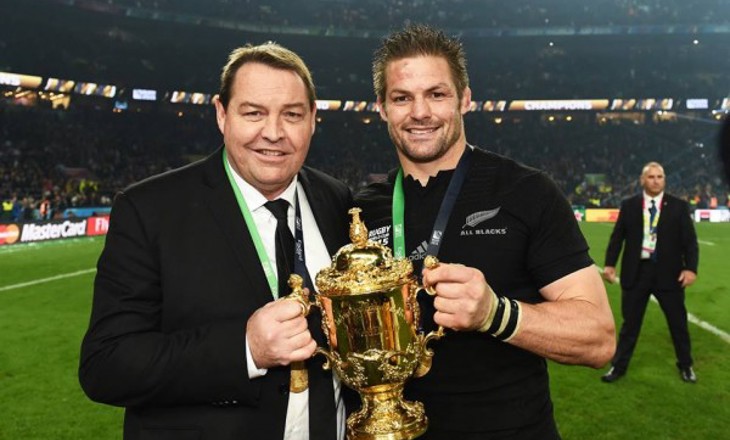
left=79, top=147, right=352, bottom=440
left=605, top=193, right=698, bottom=291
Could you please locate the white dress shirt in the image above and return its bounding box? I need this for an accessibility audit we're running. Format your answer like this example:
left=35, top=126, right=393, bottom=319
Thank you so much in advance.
left=641, top=191, right=664, bottom=259
left=228, top=159, right=345, bottom=440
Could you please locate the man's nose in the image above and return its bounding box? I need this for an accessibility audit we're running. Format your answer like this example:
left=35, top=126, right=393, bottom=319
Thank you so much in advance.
left=262, top=116, right=284, bottom=142
left=410, top=97, right=432, bottom=120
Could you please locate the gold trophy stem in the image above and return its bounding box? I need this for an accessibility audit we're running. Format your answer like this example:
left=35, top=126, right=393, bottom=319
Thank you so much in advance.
left=347, top=384, right=427, bottom=440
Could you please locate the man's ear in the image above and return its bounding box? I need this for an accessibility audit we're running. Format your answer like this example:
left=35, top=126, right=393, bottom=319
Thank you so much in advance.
left=460, top=87, right=472, bottom=115
left=310, top=105, right=317, bottom=133
left=213, top=95, right=226, bottom=134
left=377, top=98, right=388, bottom=122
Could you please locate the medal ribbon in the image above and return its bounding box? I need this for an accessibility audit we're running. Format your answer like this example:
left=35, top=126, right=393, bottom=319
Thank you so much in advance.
left=392, top=145, right=474, bottom=262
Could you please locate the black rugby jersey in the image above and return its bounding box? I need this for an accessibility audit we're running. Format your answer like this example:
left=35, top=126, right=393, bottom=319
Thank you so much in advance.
left=354, top=146, right=592, bottom=434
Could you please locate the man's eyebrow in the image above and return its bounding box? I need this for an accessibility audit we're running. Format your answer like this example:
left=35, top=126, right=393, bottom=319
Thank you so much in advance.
left=236, top=101, right=264, bottom=110
left=281, top=102, right=308, bottom=110
left=236, top=101, right=307, bottom=110
left=388, top=83, right=452, bottom=95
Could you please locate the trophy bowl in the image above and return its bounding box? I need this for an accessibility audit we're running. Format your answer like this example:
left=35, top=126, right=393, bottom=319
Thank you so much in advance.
left=312, top=208, right=443, bottom=440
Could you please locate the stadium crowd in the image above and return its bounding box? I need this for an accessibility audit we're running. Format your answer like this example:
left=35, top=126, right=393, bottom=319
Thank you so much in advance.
left=0, top=104, right=211, bottom=222
left=1, top=101, right=726, bottom=223
left=2, top=1, right=729, bottom=222
left=3, top=1, right=729, bottom=100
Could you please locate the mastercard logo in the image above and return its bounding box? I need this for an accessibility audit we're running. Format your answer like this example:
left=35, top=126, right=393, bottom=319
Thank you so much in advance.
left=0, top=223, right=20, bottom=245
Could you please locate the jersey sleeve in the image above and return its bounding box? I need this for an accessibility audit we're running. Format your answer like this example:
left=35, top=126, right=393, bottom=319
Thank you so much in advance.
left=524, top=173, right=593, bottom=288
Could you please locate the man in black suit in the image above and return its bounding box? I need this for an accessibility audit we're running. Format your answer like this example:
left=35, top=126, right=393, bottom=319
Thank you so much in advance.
left=79, top=43, right=352, bottom=439
left=601, top=161, right=699, bottom=383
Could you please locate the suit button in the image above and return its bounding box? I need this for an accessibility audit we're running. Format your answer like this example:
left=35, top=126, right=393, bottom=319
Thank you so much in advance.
left=279, top=383, right=289, bottom=395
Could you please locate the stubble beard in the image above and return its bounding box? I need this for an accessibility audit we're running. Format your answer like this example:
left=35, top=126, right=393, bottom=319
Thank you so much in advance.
left=389, top=121, right=462, bottom=165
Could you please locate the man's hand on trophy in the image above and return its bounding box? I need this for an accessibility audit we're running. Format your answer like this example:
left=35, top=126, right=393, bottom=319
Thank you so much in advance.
left=422, top=263, right=497, bottom=331
left=246, top=299, right=317, bottom=369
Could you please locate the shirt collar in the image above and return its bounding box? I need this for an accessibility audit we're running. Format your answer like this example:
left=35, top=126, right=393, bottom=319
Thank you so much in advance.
left=226, top=156, right=298, bottom=212
left=643, top=191, right=664, bottom=207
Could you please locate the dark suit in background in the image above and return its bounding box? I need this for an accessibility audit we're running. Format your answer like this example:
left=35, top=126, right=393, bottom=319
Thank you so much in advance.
left=604, top=190, right=699, bottom=380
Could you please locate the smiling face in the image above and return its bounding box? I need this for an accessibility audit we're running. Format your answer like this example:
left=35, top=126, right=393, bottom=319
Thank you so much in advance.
left=377, top=55, right=471, bottom=181
left=215, top=62, right=316, bottom=199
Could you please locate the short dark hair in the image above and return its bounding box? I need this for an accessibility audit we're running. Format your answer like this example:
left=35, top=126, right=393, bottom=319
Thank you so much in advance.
left=218, top=42, right=316, bottom=109
left=372, top=24, right=469, bottom=103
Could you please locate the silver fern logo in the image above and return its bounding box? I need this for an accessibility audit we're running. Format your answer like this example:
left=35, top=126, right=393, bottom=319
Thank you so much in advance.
left=463, top=208, right=501, bottom=228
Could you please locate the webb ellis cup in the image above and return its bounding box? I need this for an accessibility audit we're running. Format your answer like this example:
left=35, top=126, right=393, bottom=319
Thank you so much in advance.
left=292, top=207, right=444, bottom=439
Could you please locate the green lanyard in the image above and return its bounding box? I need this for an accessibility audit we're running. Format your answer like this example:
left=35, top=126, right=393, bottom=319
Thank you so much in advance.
left=391, top=146, right=473, bottom=261
left=643, top=198, right=661, bottom=234
left=392, top=169, right=407, bottom=259
left=222, top=150, right=279, bottom=298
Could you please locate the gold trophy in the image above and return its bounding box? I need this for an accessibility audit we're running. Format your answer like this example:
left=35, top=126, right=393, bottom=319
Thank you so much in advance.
left=289, top=208, right=444, bottom=439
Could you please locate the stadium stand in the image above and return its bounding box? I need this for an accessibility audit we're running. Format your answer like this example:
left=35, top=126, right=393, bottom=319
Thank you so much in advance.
left=0, top=0, right=728, bottom=222
left=2, top=1, right=729, bottom=98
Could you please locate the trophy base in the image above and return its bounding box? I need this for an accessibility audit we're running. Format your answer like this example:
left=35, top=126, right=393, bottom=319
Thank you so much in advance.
left=347, top=384, right=427, bottom=440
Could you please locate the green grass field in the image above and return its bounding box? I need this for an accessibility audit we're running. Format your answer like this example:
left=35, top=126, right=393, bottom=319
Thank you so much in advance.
left=0, top=223, right=728, bottom=439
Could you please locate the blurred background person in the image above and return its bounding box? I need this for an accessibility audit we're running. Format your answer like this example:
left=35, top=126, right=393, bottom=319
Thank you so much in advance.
left=602, top=162, right=699, bottom=383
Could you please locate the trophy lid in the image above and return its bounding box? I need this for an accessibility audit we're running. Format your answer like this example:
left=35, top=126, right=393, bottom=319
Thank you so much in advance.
left=315, top=208, right=414, bottom=296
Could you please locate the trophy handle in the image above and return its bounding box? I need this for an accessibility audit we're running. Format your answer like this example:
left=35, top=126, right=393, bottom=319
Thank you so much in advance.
left=420, top=254, right=446, bottom=343
left=287, top=275, right=338, bottom=371
left=315, top=346, right=336, bottom=370
left=414, top=316, right=445, bottom=377
left=284, top=275, right=313, bottom=393
left=413, top=256, right=446, bottom=378
left=285, top=274, right=311, bottom=317
left=420, top=255, right=446, bottom=341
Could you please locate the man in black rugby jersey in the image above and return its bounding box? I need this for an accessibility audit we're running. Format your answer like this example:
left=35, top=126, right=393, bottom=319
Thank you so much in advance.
left=354, top=25, right=616, bottom=439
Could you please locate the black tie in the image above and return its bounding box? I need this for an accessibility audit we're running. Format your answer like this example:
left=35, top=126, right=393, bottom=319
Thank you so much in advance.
left=649, top=199, right=657, bottom=225
left=649, top=199, right=658, bottom=261
left=265, top=199, right=338, bottom=439
left=264, top=199, right=295, bottom=298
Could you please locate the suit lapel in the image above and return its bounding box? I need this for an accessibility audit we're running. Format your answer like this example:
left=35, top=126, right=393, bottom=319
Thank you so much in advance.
left=632, top=195, right=644, bottom=227
left=656, top=195, right=672, bottom=231
left=201, top=147, right=273, bottom=305
left=298, top=168, right=340, bottom=255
